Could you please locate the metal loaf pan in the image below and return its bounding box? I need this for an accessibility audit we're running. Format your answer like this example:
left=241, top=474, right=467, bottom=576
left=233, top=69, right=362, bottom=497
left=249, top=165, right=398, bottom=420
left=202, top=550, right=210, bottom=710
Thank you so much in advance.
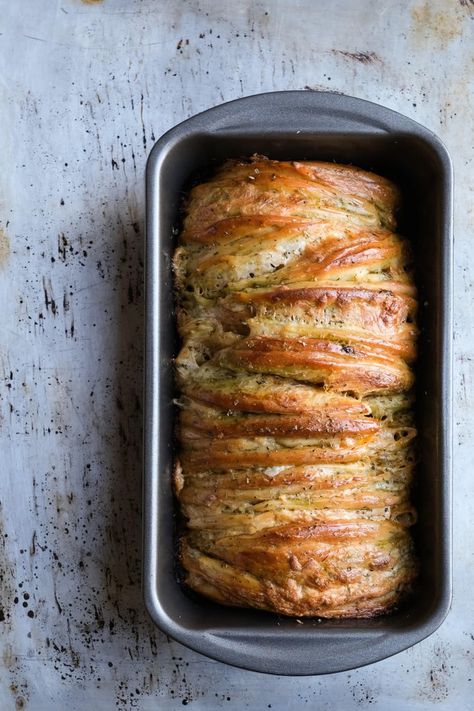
left=144, top=91, right=453, bottom=675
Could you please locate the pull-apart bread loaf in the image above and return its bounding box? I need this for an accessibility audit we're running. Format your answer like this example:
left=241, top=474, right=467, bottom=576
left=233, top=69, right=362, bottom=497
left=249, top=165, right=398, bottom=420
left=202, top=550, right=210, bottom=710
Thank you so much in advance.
left=173, top=156, right=418, bottom=618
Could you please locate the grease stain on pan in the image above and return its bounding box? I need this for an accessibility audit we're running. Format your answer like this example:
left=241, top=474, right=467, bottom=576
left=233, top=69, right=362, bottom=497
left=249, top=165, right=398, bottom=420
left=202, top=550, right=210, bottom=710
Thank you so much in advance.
left=416, top=643, right=454, bottom=702
left=0, top=506, right=15, bottom=630
left=411, top=1, right=468, bottom=46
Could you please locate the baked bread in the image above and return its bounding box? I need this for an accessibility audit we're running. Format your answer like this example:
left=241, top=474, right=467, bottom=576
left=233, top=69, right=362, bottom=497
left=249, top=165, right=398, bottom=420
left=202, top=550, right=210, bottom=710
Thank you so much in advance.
left=173, top=156, right=418, bottom=618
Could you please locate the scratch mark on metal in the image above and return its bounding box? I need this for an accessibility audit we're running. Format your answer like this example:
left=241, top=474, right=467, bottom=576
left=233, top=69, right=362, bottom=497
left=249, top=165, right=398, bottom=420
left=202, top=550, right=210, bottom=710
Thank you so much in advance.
left=23, top=34, right=47, bottom=43
left=332, top=50, right=382, bottom=64
left=140, top=92, right=147, bottom=150
left=42, top=277, right=57, bottom=316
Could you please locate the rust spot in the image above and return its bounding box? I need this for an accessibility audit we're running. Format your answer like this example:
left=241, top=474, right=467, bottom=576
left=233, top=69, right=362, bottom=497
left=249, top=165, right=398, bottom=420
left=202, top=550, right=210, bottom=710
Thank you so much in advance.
left=333, top=50, right=381, bottom=64
left=0, top=228, right=10, bottom=267
left=411, top=2, right=466, bottom=46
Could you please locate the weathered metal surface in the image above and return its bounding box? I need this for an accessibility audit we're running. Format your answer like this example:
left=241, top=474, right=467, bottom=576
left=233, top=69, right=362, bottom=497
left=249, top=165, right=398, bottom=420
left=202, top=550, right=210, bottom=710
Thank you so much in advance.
left=0, top=0, right=472, bottom=708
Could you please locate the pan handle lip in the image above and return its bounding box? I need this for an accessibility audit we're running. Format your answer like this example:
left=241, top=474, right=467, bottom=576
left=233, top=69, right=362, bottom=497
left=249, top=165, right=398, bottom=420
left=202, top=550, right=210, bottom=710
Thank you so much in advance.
left=146, top=90, right=453, bottom=170
left=142, top=574, right=452, bottom=675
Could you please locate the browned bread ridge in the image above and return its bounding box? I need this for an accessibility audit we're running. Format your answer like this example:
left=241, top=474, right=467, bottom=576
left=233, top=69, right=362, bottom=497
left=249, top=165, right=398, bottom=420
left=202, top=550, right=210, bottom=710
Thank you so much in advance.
left=173, top=156, right=417, bottom=618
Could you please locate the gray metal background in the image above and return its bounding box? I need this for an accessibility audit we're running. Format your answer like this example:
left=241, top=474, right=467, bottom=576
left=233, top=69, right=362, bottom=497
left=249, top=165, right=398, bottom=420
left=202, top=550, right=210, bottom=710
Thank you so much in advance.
left=0, top=0, right=471, bottom=708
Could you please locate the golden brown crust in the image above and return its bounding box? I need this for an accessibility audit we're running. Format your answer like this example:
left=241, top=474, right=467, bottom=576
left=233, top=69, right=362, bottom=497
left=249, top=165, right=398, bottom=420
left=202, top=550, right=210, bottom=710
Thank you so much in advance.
left=216, top=336, right=414, bottom=396
left=179, top=367, right=373, bottom=415
left=182, top=157, right=400, bottom=237
left=173, top=157, right=417, bottom=618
